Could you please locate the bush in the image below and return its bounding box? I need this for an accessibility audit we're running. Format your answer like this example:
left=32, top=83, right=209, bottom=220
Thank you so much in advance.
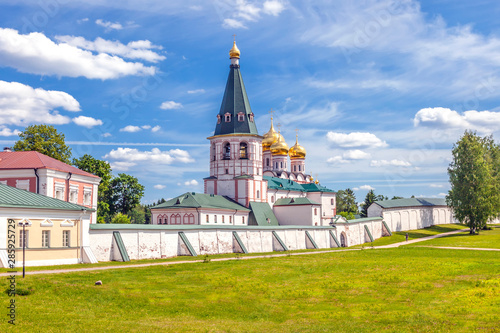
left=111, top=213, right=131, bottom=224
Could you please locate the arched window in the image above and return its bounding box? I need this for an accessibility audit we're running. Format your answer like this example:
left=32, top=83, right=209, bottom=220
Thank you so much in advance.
left=249, top=113, right=254, bottom=122
left=239, top=142, right=248, bottom=159
left=214, top=215, right=217, bottom=223
left=225, top=112, right=231, bottom=122
left=331, top=199, right=334, bottom=205
left=299, top=165, right=301, bottom=171
left=238, top=112, right=245, bottom=122
left=222, top=216, right=225, bottom=223
left=340, top=232, right=347, bottom=247
left=294, top=165, right=296, bottom=172
left=223, top=142, right=231, bottom=160
left=217, top=114, right=221, bottom=124
left=206, top=215, right=209, bottom=223
left=212, top=144, right=216, bottom=161
left=158, top=218, right=162, bottom=225
left=242, top=216, right=245, bottom=224
left=280, top=162, right=283, bottom=169
left=172, top=214, right=181, bottom=224
left=184, top=214, right=195, bottom=224
left=314, top=208, right=318, bottom=216
left=266, top=158, right=270, bottom=167
left=256, top=190, right=260, bottom=199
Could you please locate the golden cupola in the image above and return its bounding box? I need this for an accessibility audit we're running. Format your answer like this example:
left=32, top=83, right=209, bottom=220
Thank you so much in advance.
left=229, top=41, right=240, bottom=59
left=262, top=118, right=280, bottom=151
left=270, top=131, right=289, bottom=156
left=289, top=134, right=306, bottom=159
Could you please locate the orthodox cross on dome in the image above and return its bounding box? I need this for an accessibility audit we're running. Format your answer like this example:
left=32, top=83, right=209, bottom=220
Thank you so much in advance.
left=295, top=128, right=299, bottom=139
left=233, top=34, right=236, bottom=41
left=268, top=108, right=275, bottom=120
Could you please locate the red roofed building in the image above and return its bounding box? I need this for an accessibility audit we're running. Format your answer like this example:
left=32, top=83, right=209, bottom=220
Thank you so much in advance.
left=0, top=149, right=100, bottom=223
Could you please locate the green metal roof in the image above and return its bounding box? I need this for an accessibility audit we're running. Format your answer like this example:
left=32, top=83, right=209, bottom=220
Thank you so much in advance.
left=90, top=224, right=334, bottom=230
left=374, top=198, right=447, bottom=209
left=273, top=197, right=320, bottom=206
left=0, top=183, right=94, bottom=212
left=332, top=216, right=383, bottom=224
left=213, top=65, right=259, bottom=136
left=151, top=192, right=250, bottom=211
left=264, top=176, right=335, bottom=193
left=248, top=201, right=279, bottom=226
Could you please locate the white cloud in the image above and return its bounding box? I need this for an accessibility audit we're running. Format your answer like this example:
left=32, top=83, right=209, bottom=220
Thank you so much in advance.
left=72, top=116, right=103, bottom=128
left=326, top=132, right=388, bottom=148
left=430, top=184, right=444, bottom=188
left=223, top=18, right=247, bottom=29
left=187, top=89, right=205, bottom=94
left=0, top=28, right=156, bottom=79
left=370, top=159, right=412, bottom=167
left=438, top=193, right=447, bottom=197
left=120, top=125, right=162, bottom=133
left=263, top=1, right=285, bottom=16
left=55, top=36, right=165, bottom=63
left=154, top=184, right=166, bottom=190
left=184, top=179, right=199, bottom=186
left=110, top=161, right=136, bottom=171
left=0, top=126, right=21, bottom=137
left=120, top=125, right=142, bottom=133
left=327, top=149, right=370, bottom=164
left=353, top=185, right=375, bottom=191
left=77, top=18, right=89, bottom=24
left=95, top=19, right=123, bottom=31
left=102, top=132, right=112, bottom=138
left=414, top=107, right=500, bottom=133
left=0, top=80, right=80, bottom=126
left=280, top=101, right=339, bottom=126
left=104, top=147, right=194, bottom=171
left=160, top=101, right=183, bottom=110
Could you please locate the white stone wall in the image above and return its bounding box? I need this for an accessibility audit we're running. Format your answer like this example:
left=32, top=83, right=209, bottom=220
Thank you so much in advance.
left=374, top=206, right=456, bottom=232
left=90, top=226, right=345, bottom=261
left=274, top=205, right=317, bottom=226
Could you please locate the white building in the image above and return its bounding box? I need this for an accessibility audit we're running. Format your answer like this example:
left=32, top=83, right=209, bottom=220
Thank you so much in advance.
left=367, top=198, right=456, bottom=232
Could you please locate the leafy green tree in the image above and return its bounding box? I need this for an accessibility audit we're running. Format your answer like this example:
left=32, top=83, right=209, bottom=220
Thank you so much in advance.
left=360, top=190, right=377, bottom=217
left=129, top=204, right=146, bottom=224
left=109, top=173, right=145, bottom=215
left=447, top=131, right=500, bottom=234
left=339, top=211, right=356, bottom=220
left=336, top=188, right=358, bottom=214
left=111, top=213, right=131, bottom=224
left=391, top=196, right=404, bottom=200
left=73, top=154, right=113, bottom=222
left=14, top=125, right=72, bottom=163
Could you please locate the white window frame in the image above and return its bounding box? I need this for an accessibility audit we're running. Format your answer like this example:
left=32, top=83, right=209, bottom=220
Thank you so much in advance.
left=62, top=230, right=70, bottom=247
left=42, top=230, right=50, bottom=248
left=16, top=179, right=30, bottom=191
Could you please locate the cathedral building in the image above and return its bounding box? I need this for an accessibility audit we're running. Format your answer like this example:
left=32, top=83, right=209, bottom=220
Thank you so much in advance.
left=151, top=41, right=336, bottom=227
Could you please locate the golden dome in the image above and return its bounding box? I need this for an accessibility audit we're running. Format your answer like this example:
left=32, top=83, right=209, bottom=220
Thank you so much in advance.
left=229, top=41, right=240, bottom=59
left=270, top=132, right=289, bottom=156
left=262, top=119, right=279, bottom=151
left=289, top=135, right=306, bottom=159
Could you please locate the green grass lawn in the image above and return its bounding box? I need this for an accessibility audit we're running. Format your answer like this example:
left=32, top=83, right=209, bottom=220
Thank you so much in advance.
left=411, top=225, right=500, bottom=249
left=2, top=247, right=499, bottom=332
left=351, top=223, right=469, bottom=248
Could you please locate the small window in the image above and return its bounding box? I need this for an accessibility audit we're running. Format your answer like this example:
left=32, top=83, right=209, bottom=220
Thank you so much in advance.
left=217, top=115, right=221, bottom=124
left=294, top=165, right=296, bottom=172
left=249, top=113, right=254, bottom=122
left=223, top=142, right=231, bottom=160
left=42, top=230, right=50, bottom=248
left=271, top=196, right=275, bottom=203
left=222, top=216, right=225, bottom=223
left=280, top=162, right=283, bottom=169
left=206, top=215, right=209, bottom=223
left=225, top=169, right=229, bottom=174
left=158, top=218, right=162, bottom=225
left=225, top=113, right=231, bottom=122
left=299, top=165, right=301, bottom=171
left=214, top=215, right=217, bottom=223
left=314, top=208, right=318, bottom=216
left=240, top=142, right=248, bottom=159
left=256, top=190, right=260, bottom=199
left=63, top=230, right=70, bottom=247
left=229, top=216, right=232, bottom=224
left=242, top=216, right=245, bottom=224
left=331, top=199, right=334, bottom=205
left=238, top=112, right=245, bottom=122
left=266, top=158, right=270, bottom=167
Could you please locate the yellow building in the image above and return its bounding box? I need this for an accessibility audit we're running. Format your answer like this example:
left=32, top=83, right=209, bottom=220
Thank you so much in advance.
left=0, top=183, right=97, bottom=267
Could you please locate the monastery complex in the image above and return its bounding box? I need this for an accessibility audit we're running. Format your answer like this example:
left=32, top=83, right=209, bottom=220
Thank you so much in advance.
left=0, top=42, right=458, bottom=267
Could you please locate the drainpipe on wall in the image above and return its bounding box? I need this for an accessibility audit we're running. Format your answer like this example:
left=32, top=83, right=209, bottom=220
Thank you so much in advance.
left=80, top=209, right=86, bottom=263
left=34, top=168, right=39, bottom=194
left=195, top=207, right=200, bottom=225
left=232, top=209, right=237, bottom=225
left=66, top=172, right=72, bottom=202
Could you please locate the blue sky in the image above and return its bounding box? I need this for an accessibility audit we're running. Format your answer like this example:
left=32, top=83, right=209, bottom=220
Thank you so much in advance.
left=0, top=0, right=499, bottom=204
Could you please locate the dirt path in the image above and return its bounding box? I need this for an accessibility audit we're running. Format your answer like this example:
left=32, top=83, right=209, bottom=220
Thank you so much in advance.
left=2, top=228, right=493, bottom=277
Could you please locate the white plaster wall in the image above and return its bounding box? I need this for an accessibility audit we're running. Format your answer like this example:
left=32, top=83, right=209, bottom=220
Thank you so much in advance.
left=274, top=205, right=315, bottom=226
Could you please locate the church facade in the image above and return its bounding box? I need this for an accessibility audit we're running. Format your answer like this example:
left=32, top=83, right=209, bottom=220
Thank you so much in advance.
left=151, top=41, right=336, bottom=227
